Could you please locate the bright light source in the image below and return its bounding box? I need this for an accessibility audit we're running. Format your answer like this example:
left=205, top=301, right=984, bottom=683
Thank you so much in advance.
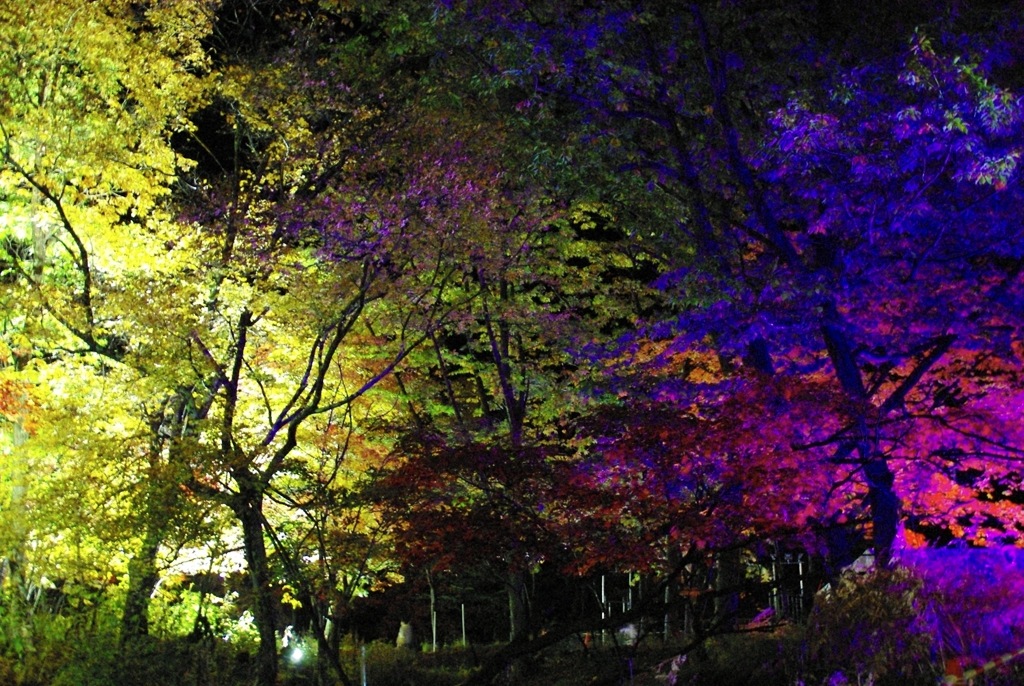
left=290, top=647, right=304, bottom=664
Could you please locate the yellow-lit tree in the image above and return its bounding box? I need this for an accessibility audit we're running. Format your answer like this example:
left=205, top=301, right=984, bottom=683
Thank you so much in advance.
left=0, top=0, right=220, bottom=670
left=2, top=3, right=505, bottom=685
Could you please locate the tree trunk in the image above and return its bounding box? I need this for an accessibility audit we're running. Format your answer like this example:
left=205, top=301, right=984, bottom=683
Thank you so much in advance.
left=864, top=459, right=900, bottom=567
left=120, top=528, right=162, bottom=644
left=121, top=388, right=196, bottom=643
left=305, top=591, right=354, bottom=686
left=821, top=316, right=900, bottom=565
left=232, top=472, right=278, bottom=686
left=428, top=570, right=437, bottom=651
left=661, top=547, right=683, bottom=642
left=2, top=423, right=30, bottom=610
left=713, top=548, right=742, bottom=630
left=507, top=568, right=530, bottom=643
left=314, top=598, right=343, bottom=686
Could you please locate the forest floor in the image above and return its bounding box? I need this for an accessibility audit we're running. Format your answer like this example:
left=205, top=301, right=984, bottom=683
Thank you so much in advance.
left=38, top=625, right=1024, bottom=686
left=319, top=629, right=1023, bottom=686
left=318, top=630, right=809, bottom=686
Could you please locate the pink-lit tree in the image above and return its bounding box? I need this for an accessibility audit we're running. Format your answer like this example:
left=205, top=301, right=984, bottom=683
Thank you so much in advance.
left=443, top=0, right=1024, bottom=565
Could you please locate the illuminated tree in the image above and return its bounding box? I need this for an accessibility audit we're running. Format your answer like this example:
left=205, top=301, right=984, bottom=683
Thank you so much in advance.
left=0, top=0, right=219, bottom=662
left=444, top=0, right=1024, bottom=567
left=3, top=2, right=1024, bottom=684
left=370, top=81, right=669, bottom=644
left=0, top=2, right=471, bottom=684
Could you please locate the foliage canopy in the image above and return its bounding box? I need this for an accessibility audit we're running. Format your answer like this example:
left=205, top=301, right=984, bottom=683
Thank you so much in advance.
left=1, top=1, right=1024, bottom=685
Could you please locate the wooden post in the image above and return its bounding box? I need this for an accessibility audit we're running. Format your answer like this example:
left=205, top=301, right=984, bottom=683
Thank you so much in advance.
left=601, top=575, right=607, bottom=644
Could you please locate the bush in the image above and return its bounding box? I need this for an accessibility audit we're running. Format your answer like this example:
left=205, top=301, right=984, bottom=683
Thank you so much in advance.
left=803, top=567, right=938, bottom=686
left=356, top=641, right=478, bottom=686
left=899, top=545, right=1024, bottom=659
left=48, top=632, right=255, bottom=686
left=652, top=630, right=804, bottom=686
left=0, top=585, right=117, bottom=686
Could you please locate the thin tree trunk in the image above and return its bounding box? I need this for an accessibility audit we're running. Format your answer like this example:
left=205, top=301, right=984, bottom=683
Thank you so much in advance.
left=120, top=391, right=191, bottom=644
left=428, top=570, right=437, bottom=651
left=314, top=598, right=343, bottom=686
left=713, top=548, right=742, bottom=630
left=661, top=546, right=683, bottom=641
left=2, top=422, right=30, bottom=608
left=232, top=472, right=278, bottom=686
left=821, top=314, right=899, bottom=566
left=507, top=569, right=530, bottom=644
left=120, top=529, right=162, bottom=643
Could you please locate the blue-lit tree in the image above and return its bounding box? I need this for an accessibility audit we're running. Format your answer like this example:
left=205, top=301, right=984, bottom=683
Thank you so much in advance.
left=440, top=0, right=1024, bottom=566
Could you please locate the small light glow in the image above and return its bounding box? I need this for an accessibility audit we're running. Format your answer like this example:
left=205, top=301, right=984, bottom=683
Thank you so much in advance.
left=290, top=647, right=304, bottom=664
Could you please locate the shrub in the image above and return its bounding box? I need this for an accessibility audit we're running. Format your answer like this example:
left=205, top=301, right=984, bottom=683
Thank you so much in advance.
left=899, top=545, right=1024, bottom=660
left=653, top=630, right=805, bottom=686
left=357, top=641, right=478, bottom=686
left=0, top=584, right=118, bottom=686
left=803, top=567, right=937, bottom=685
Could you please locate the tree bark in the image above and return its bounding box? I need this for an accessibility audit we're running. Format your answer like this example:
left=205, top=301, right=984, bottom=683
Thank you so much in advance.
left=507, top=568, right=530, bottom=644
left=120, top=529, right=161, bottom=644
left=313, top=597, right=346, bottom=686
left=120, top=390, right=192, bottom=644
left=232, top=471, right=278, bottom=686
left=712, top=547, right=742, bottom=630
left=820, top=312, right=900, bottom=565
left=662, top=546, right=684, bottom=641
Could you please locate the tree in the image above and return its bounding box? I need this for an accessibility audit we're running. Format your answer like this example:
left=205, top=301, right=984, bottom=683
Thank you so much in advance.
left=0, top=2, right=475, bottom=684
left=753, top=25, right=1024, bottom=547
left=371, top=91, right=667, bottom=646
left=159, top=4, right=535, bottom=680
left=445, top=0, right=1024, bottom=569
left=268, top=408, right=403, bottom=683
left=0, top=0, right=219, bottom=659
left=3, top=3, right=1023, bottom=684
left=388, top=7, right=684, bottom=643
